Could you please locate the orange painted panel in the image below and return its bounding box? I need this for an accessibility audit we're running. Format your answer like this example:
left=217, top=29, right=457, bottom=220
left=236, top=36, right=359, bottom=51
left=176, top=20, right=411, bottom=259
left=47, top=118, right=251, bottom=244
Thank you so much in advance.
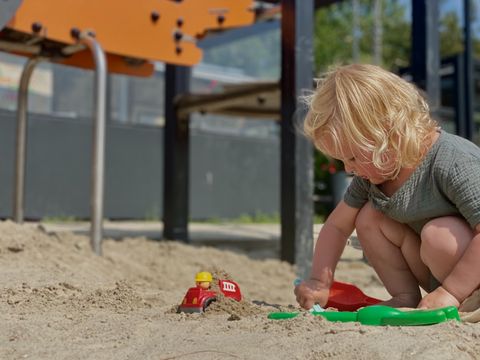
left=6, top=0, right=255, bottom=66
left=7, top=48, right=156, bottom=77
left=56, top=51, right=155, bottom=77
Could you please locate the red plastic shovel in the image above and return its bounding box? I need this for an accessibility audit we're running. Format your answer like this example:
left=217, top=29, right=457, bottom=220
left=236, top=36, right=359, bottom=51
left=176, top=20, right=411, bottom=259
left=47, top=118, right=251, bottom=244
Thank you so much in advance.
left=326, top=280, right=382, bottom=311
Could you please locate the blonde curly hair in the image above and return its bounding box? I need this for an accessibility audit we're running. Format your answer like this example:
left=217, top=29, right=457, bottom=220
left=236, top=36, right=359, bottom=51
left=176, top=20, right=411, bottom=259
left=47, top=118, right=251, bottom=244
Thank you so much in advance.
left=303, top=63, right=438, bottom=179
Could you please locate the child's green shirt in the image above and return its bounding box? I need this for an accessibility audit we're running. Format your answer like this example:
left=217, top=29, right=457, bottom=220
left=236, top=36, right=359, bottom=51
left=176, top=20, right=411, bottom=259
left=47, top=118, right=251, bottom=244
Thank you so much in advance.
left=344, top=130, right=480, bottom=234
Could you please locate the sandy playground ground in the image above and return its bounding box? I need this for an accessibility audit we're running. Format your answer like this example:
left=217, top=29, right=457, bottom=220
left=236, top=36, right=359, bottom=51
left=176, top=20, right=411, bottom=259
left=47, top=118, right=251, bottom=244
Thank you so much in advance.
left=2, top=220, right=480, bottom=359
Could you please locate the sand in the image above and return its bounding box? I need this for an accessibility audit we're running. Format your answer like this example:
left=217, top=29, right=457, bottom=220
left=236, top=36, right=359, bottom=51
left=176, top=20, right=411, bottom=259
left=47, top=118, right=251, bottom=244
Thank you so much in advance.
left=1, top=220, right=480, bottom=359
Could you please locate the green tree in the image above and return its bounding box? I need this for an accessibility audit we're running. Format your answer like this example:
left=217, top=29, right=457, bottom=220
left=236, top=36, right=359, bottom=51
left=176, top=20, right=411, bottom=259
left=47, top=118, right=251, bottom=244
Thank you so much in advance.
left=313, top=0, right=411, bottom=73
left=440, top=11, right=464, bottom=57
left=313, top=2, right=354, bottom=72
left=377, top=0, right=411, bottom=70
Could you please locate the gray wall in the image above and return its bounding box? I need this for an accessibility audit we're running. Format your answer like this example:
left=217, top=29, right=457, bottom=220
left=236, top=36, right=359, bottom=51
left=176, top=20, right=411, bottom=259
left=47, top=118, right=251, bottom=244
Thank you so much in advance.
left=190, top=130, right=279, bottom=220
left=0, top=110, right=279, bottom=220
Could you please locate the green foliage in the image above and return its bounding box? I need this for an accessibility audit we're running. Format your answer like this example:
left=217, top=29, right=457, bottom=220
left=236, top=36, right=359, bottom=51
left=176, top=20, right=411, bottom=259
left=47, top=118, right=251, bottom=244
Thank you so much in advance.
left=144, top=206, right=160, bottom=222
left=313, top=0, right=479, bottom=73
left=42, top=216, right=79, bottom=223
left=314, top=2, right=354, bottom=72
left=380, top=0, right=411, bottom=70
left=440, top=11, right=464, bottom=57
left=234, top=212, right=280, bottom=224
left=193, top=212, right=278, bottom=224
left=193, top=212, right=325, bottom=224
left=313, top=0, right=411, bottom=73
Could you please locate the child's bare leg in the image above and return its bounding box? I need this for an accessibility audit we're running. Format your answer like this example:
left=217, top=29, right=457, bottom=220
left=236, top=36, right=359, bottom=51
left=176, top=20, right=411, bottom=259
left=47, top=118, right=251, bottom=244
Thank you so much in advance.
left=420, top=216, right=472, bottom=282
left=419, top=216, right=472, bottom=307
left=355, top=202, right=430, bottom=308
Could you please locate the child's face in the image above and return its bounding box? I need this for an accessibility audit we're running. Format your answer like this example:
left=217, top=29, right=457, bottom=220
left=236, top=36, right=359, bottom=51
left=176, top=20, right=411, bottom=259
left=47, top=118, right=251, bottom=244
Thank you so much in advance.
left=342, top=148, right=386, bottom=184
left=322, top=136, right=394, bottom=184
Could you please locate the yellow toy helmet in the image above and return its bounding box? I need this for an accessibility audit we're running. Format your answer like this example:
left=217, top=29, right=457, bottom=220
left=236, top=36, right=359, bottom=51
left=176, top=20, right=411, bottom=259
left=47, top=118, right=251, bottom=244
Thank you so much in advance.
left=195, top=271, right=213, bottom=282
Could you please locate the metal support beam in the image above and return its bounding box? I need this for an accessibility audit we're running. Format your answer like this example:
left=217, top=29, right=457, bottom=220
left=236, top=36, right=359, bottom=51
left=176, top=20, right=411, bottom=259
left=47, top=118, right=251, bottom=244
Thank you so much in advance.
left=163, top=65, right=190, bottom=241
left=80, top=34, right=108, bottom=256
left=280, top=0, right=314, bottom=277
left=13, top=35, right=107, bottom=256
left=452, top=55, right=466, bottom=135
left=463, top=0, right=474, bottom=140
left=177, top=82, right=278, bottom=118
left=352, top=0, right=359, bottom=62
left=411, top=0, right=440, bottom=113
left=13, top=56, right=43, bottom=223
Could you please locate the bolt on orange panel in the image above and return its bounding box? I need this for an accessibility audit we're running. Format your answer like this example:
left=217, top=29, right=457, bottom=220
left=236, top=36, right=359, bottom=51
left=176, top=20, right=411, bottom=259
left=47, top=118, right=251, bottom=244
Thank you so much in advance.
left=6, top=0, right=255, bottom=67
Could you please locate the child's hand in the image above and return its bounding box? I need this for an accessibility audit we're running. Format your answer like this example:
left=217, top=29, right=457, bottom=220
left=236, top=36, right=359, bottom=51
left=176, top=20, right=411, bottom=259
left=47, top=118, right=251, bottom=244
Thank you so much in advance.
left=294, top=279, right=330, bottom=310
left=417, top=286, right=460, bottom=309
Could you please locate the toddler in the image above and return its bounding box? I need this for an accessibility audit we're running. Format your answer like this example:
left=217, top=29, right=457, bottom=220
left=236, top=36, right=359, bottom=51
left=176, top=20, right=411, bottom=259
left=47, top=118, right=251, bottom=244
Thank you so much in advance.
left=294, top=64, right=480, bottom=310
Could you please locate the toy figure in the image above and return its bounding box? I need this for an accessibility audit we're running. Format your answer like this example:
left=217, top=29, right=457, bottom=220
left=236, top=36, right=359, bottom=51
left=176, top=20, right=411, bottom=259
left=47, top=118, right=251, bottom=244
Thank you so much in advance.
left=195, top=271, right=212, bottom=290
left=178, top=271, right=242, bottom=313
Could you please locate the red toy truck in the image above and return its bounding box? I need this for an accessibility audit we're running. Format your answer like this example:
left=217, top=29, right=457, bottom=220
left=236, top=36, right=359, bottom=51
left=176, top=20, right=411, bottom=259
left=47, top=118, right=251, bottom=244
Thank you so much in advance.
left=178, top=272, right=242, bottom=313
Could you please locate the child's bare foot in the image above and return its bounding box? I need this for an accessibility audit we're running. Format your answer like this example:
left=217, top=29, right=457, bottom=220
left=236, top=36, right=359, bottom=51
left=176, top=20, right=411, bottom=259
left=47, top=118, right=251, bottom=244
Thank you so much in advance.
left=379, top=293, right=421, bottom=308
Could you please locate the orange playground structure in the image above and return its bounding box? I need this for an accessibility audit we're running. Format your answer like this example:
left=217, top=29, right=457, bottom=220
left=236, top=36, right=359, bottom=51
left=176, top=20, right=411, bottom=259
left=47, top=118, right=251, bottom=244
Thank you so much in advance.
left=2, top=0, right=256, bottom=74
left=0, top=0, right=258, bottom=254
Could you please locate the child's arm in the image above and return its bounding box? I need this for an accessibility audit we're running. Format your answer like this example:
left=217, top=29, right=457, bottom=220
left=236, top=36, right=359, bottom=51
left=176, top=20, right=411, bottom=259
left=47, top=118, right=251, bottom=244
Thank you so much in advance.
left=295, top=201, right=359, bottom=309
